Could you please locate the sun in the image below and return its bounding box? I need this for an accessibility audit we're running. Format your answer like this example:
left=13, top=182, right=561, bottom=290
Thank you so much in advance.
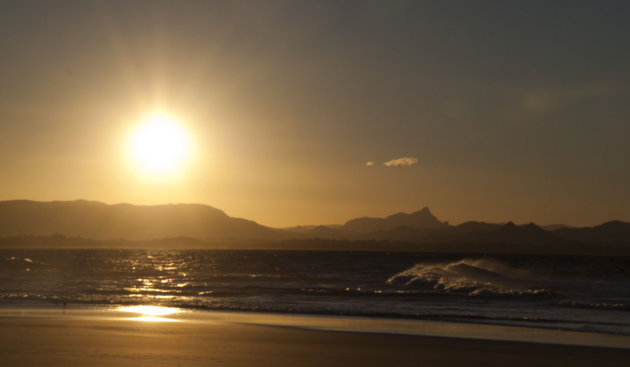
left=128, top=113, right=192, bottom=176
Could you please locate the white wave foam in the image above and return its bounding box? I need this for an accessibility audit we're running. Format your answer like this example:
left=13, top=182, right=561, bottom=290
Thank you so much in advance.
left=387, top=258, right=548, bottom=296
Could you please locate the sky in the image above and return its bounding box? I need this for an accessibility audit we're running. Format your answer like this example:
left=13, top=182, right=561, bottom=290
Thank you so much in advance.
left=0, top=1, right=629, bottom=227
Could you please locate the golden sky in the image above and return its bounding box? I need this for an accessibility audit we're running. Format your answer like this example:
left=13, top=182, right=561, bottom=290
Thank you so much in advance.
left=0, top=1, right=629, bottom=227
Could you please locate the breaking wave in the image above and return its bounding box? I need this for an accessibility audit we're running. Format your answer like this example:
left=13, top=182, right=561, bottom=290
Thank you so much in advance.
left=1, top=250, right=629, bottom=335
left=387, top=258, right=551, bottom=296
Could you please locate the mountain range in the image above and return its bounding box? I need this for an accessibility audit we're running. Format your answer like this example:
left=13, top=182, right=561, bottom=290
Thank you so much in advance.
left=1, top=200, right=629, bottom=252
left=0, top=200, right=281, bottom=241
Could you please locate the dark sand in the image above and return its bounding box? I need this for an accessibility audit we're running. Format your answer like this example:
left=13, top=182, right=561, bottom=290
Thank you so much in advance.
left=1, top=309, right=629, bottom=366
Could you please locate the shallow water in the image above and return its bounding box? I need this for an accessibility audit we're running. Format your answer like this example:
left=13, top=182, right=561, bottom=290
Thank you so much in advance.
left=1, top=249, right=629, bottom=335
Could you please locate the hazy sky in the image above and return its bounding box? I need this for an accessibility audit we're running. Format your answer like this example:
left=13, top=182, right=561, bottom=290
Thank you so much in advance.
left=1, top=1, right=629, bottom=227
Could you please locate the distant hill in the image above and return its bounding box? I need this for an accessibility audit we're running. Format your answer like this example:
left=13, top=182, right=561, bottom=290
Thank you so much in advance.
left=0, top=200, right=284, bottom=240
left=0, top=200, right=629, bottom=253
left=552, top=221, right=630, bottom=243
left=343, top=207, right=449, bottom=233
left=471, top=222, right=559, bottom=244
left=542, top=224, right=571, bottom=231
left=352, top=221, right=559, bottom=244
left=290, top=209, right=630, bottom=248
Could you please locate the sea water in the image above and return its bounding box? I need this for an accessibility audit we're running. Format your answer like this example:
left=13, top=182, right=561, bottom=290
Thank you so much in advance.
left=1, top=249, right=629, bottom=335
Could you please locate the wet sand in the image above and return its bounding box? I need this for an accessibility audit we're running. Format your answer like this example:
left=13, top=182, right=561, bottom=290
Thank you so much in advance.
left=1, top=309, right=629, bottom=367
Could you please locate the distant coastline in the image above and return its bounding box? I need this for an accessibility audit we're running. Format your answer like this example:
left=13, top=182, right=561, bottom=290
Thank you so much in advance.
left=0, top=200, right=629, bottom=254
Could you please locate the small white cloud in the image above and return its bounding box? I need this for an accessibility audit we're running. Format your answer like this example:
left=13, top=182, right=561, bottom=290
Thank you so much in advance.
left=384, top=157, right=418, bottom=167
left=366, top=161, right=374, bottom=167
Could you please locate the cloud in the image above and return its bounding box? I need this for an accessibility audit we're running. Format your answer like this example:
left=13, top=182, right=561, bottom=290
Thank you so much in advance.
left=366, top=161, right=374, bottom=166
left=384, top=157, right=418, bottom=167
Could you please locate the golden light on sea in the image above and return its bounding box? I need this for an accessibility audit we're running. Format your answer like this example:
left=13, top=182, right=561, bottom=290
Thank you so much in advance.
left=118, top=305, right=181, bottom=322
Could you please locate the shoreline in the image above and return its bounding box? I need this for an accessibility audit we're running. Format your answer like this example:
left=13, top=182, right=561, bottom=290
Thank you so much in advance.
left=2, top=307, right=629, bottom=349
left=1, top=307, right=630, bottom=367
left=5, top=301, right=628, bottom=337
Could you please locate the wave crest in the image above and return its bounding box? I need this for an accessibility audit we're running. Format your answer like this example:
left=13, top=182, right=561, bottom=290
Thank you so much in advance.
left=387, top=258, right=550, bottom=296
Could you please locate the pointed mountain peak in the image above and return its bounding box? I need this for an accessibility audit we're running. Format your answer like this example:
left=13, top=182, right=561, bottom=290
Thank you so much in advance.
left=413, top=207, right=432, bottom=215
left=345, top=207, right=448, bottom=233
left=385, top=207, right=438, bottom=222
left=412, top=208, right=437, bottom=219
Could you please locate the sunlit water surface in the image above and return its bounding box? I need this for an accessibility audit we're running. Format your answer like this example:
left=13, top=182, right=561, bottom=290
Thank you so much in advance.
left=1, top=249, right=629, bottom=335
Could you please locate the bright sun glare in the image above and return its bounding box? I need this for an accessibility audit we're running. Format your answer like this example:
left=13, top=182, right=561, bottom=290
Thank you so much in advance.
left=129, top=113, right=191, bottom=175
left=118, top=305, right=181, bottom=322
left=120, top=305, right=179, bottom=316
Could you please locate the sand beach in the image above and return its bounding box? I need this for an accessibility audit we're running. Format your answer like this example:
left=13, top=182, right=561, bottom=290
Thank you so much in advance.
left=1, top=308, right=629, bottom=367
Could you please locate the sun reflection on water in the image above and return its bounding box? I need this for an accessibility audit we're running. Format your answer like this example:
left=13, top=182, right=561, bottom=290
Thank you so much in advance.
left=118, top=305, right=181, bottom=322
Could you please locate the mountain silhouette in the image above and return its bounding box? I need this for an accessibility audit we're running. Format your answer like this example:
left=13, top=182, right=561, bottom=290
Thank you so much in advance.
left=552, top=221, right=630, bottom=243
left=0, top=200, right=282, bottom=240
left=481, top=222, right=558, bottom=244
left=353, top=221, right=558, bottom=244
left=343, top=207, right=449, bottom=233
left=1, top=200, right=629, bottom=251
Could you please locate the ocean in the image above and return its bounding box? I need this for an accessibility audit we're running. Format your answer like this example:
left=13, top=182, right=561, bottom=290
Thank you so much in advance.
left=1, top=249, right=629, bottom=335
